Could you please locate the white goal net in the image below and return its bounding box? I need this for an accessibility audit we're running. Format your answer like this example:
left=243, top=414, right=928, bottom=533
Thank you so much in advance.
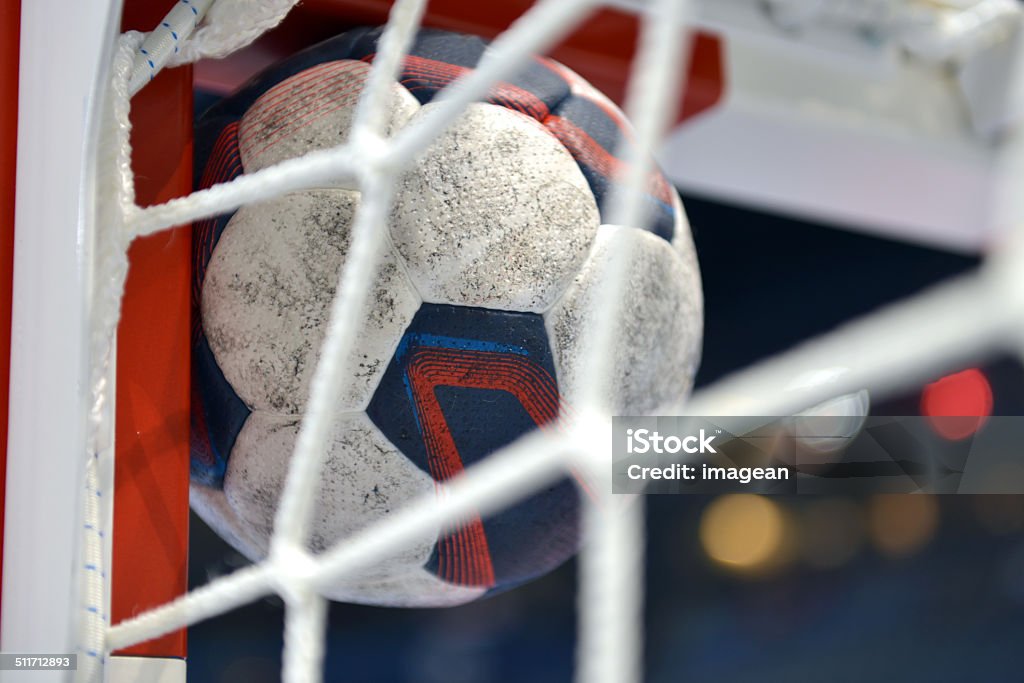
left=3, top=0, right=1024, bottom=682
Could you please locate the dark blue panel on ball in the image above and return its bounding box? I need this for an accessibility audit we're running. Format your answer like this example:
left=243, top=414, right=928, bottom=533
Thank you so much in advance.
left=191, top=334, right=250, bottom=488
left=345, top=27, right=571, bottom=114
left=195, top=27, right=379, bottom=120
left=190, top=208, right=251, bottom=489
left=423, top=386, right=580, bottom=590
left=348, top=26, right=490, bottom=71
left=367, top=303, right=557, bottom=475
left=546, top=93, right=677, bottom=242
left=192, top=116, right=250, bottom=488
left=367, top=303, right=578, bottom=589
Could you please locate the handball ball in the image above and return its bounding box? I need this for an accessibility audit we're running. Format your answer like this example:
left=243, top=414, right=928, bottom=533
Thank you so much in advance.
left=190, top=27, right=703, bottom=607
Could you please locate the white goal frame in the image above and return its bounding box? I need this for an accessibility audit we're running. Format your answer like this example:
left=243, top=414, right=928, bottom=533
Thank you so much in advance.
left=3, top=1, right=1024, bottom=683
left=2, top=0, right=122, bottom=672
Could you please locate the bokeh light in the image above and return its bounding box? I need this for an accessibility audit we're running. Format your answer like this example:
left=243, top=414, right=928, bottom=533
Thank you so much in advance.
left=867, top=495, right=939, bottom=559
left=699, top=494, right=793, bottom=576
left=920, top=369, right=992, bottom=440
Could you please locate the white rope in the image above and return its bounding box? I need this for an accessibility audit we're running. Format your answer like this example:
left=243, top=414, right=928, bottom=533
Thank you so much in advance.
left=106, top=564, right=274, bottom=651
left=269, top=170, right=396, bottom=683
left=130, top=143, right=362, bottom=239
left=311, top=429, right=573, bottom=588
left=578, top=0, right=692, bottom=412
left=572, top=1, right=691, bottom=681
left=128, top=0, right=213, bottom=95
left=576, top=495, right=646, bottom=683
left=684, top=273, right=1013, bottom=417
left=76, top=30, right=141, bottom=683
left=269, top=5, right=429, bottom=681
left=277, top=548, right=328, bottom=683
left=269, top=0, right=430, bottom=555
left=351, top=0, right=430, bottom=143
left=168, top=0, right=299, bottom=66
left=78, top=455, right=107, bottom=683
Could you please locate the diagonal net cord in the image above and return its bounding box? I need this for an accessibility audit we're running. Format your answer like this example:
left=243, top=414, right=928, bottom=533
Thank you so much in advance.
left=684, top=275, right=1016, bottom=418
left=266, top=3, right=429, bottom=679
left=105, top=430, right=574, bottom=647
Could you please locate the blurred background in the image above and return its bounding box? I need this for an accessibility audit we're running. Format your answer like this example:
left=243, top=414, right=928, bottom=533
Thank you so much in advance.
left=185, top=1, right=1024, bottom=680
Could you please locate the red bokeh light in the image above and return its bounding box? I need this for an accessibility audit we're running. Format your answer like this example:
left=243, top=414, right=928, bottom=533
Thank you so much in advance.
left=920, top=369, right=993, bottom=440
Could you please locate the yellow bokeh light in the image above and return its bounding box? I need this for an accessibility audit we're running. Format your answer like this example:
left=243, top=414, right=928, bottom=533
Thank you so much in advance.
left=867, top=494, right=939, bottom=559
left=699, top=494, right=789, bottom=575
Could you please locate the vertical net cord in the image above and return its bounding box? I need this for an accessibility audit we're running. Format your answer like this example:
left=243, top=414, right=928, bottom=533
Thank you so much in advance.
left=572, top=2, right=691, bottom=683
left=270, top=2, right=428, bottom=681
left=579, top=0, right=691, bottom=411
left=269, top=0, right=428, bottom=554
left=280, top=566, right=328, bottom=683
left=273, top=173, right=395, bottom=683
left=351, top=0, right=429, bottom=145
left=77, top=31, right=142, bottom=683
left=577, top=495, right=646, bottom=683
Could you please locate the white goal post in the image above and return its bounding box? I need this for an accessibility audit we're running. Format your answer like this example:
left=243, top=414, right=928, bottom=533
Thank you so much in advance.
left=2, top=1, right=1024, bottom=683
left=2, top=0, right=123, bottom=671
